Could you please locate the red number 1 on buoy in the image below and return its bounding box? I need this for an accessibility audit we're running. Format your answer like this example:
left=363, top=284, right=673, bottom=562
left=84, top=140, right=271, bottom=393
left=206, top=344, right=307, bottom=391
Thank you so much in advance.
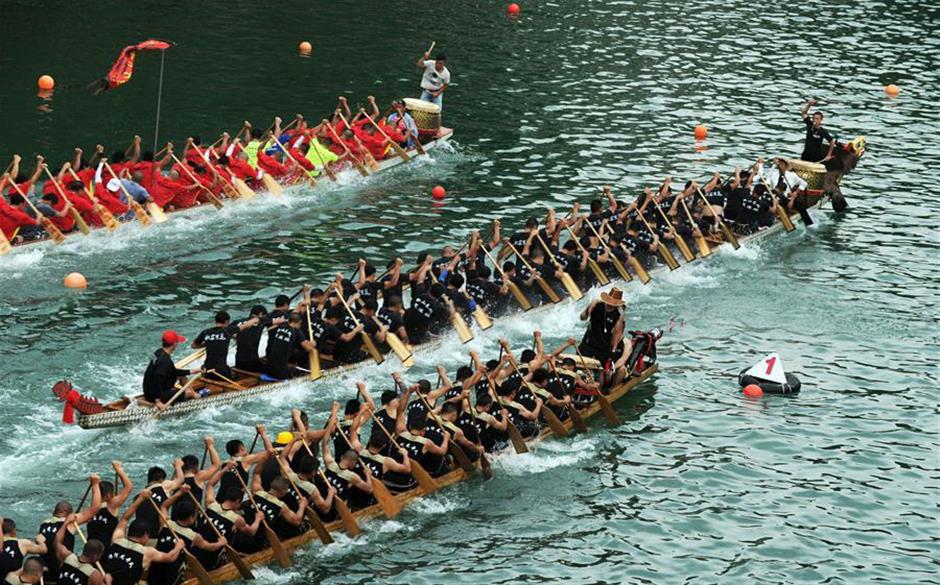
left=764, top=356, right=777, bottom=375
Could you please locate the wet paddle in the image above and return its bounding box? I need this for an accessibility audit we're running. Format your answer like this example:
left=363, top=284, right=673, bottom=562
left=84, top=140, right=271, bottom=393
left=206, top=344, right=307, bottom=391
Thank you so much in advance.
left=652, top=200, right=696, bottom=262
left=534, top=232, right=584, bottom=301
left=359, top=110, right=411, bottom=164
left=573, top=345, right=619, bottom=425
left=678, top=196, right=711, bottom=258
left=483, top=372, right=529, bottom=454
left=581, top=219, right=633, bottom=283
left=169, top=153, right=225, bottom=210
left=636, top=213, right=680, bottom=270
left=302, top=285, right=323, bottom=381
left=334, top=288, right=385, bottom=365
left=316, top=470, right=361, bottom=537
left=145, top=495, right=214, bottom=585
left=501, top=347, right=569, bottom=438
left=481, top=245, right=532, bottom=311
left=231, top=468, right=292, bottom=567
left=545, top=359, right=587, bottom=432
left=186, top=492, right=256, bottom=580
left=759, top=177, right=796, bottom=232
left=561, top=223, right=610, bottom=285
left=43, top=167, right=90, bottom=236
left=505, top=241, right=561, bottom=303
left=695, top=187, right=739, bottom=249
left=334, top=421, right=402, bottom=518
left=65, top=167, right=120, bottom=231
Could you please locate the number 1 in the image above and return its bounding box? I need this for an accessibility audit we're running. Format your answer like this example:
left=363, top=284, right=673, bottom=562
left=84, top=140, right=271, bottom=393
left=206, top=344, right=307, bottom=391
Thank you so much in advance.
left=764, top=356, right=777, bottom=375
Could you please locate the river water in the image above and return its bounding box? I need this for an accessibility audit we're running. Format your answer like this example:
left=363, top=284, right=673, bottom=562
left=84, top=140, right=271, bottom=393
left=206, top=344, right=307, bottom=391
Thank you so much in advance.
left=1, top=0, right=937, bottom=583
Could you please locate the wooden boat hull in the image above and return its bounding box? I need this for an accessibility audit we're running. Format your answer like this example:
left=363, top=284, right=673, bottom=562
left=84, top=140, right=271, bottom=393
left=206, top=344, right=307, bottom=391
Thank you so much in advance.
left=9, top=129, right=454, bottom=254
left=179, top=363, right=659, bottom=585
left=73, top=191, right=827, bottom=429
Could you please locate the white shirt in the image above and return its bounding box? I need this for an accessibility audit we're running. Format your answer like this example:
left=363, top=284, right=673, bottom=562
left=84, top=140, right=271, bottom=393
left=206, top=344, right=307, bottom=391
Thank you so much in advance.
left=420, top=60, right=450, bottom=91
left=757, top=166, right=808, bottom=195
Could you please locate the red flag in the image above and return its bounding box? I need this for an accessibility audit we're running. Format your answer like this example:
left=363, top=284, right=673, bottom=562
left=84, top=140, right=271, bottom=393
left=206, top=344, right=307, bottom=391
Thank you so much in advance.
left=104, top=39, right=175, bottom=90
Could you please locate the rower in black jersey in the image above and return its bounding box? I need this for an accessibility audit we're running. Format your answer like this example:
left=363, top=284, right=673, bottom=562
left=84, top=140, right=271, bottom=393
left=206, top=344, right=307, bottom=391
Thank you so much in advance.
left=394, top=386, right=451, bottom=477
left=4, top=557, right=43, bottom=585
left=133, top=463, right=184, bottom=536
left=203, top=469, right=263, bottom=556
left=192, top=310, right=260, bottom=381
left=51, top=518, right=106, bottom=585
left=234, top=305, right=272, bottom=372
left=376, top=295, right=409, bottom=347
left=147, top=491, right=227, bottom=585
left=473, top=394, right=510, bottom=452
left=277, top=448, right=338, bottom=523
left=36, top=475, right=101, bottom=584
left=0, top=519, right=46, bottom=583
left=264, top=313, right=316, bottom=380
left=323, top=407, right=376, bottom=510
left=250, top=474, right=308, bottom=539
left=180, top=436, right=220, bottom=505
left=102, top=493, right=184, bottom=585
left=86, top=461, right=133, bottom=548
left=404, top=283, right=451, bottom=344
left=219, top=425, right=273, bottom=496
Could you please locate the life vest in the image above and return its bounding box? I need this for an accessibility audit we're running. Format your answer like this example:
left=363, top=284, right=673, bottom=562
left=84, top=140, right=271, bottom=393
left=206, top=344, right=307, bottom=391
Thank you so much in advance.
left=243, top=140, right=262, bottom=169
left=59, top=552, right=97, bottom=585
left=102, top=537, right=147, bottom=585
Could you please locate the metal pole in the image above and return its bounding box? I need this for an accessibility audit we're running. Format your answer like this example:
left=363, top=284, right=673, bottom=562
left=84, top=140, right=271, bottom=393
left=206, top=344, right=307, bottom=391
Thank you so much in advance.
left=149, top=50, right=166, bottom=192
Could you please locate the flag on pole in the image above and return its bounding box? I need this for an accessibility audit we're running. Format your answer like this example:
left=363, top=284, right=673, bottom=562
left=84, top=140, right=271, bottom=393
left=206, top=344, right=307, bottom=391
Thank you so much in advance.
left=103, top=39, right=175, bottom=90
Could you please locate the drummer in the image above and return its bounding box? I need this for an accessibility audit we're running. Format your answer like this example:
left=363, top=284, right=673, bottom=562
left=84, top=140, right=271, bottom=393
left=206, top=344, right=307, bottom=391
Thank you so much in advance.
left=386, top=100, right=420, bottom=149
left=416, top=51, right=450, bottom=109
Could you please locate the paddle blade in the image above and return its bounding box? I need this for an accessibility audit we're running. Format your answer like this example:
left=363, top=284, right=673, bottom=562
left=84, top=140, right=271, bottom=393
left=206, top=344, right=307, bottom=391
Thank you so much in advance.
left=362, top=333, right=385, bottom=365
left=609, top=256, right=633, bottom=282
left=560, top=273, right=584, bottom=301
left=261, top=173, right=285, bottom=196
left=674, top=235, right=696, bottom=262
left=628, top=256, right=651, bottom=284
left=479, top=454, right=493, bottom=480
left=0, top=233, right=11, bottom=256
left=95, top=204, right=120, bottom=231
left=308, top=349, right=322, bottom=381
left=506, top=420, right=529, bottom=454
left=146, top=202, right=169, bottom=223
left=335, top=497, right=361, bottom=537
left=371, top=478, right=403, bottom=518
left=694, top=234, right=711, bottom=258
left=182, top=550, right=214, bottom=585
left=720, top=222, right=740, bottom=249
left=264, top=525, right=292, bottom=567
left=385, top=333, right=414, bottom=366
left=473, top=306, right=493, bottom=330
left=129, top=200, right=152, bottom=227
left=775, top=205, right=796, bottom=232
left=452, top=313, right=474, bottom=344
left=588, top=259, right=610, bottom=285
left=41, top=217, right=66, bottom=244
left=410, top=461, right=440, bottom=494
left=598, top=394, right=620, bottom=426
left=448, top=443, right=475, bottom=473
left=233, top=178, right=255, bottom=199
left=305, top=508, right=334, bottom=545
left=68, top=207, right=91, bottom=235
left=658, top=244, right=680, bottom=270
left=507, top=281, right=533, bottom=311
left=567, top=405, right=588, bottom=433
left=224, top=544, right=255, bottom=580
left=542, top=407, right=569, bottom=438
left=536, top=278, right=561, bottom=303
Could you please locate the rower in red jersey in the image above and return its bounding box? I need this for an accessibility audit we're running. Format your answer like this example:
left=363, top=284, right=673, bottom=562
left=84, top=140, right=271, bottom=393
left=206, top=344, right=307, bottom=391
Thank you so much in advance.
left=0, top=185, right=38, bottom=243
left=94, top=178, right=130, bottom=217
left=3, top=154, right=43, bottom=199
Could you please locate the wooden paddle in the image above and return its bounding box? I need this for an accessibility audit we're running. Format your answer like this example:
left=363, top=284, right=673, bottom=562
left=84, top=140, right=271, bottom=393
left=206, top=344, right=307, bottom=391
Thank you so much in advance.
left=359, top=110, right=411, bottom=164
left=695, top=187, right=739, bottom=249
left=573, top=344, right=619, bottom=425
left=636, top=212, right=679, bottom=270
left=102, top=161, right=156, bottom=226
left=151, top=373, right=204, bottom=419
left=323, top=120, right=370, bottom=177
left=481, top=245, right=532, bottom=310
left=333, top=421, right=402, bottom=518
left=186, top=492, right=255, bottom=580
left=582, top=219, right=633, bottom=282
left=533, top=232, right=583, bottom=301
left=483, top=371, right=529, bottom=454
left=461, top=388, right=494, bottom=480
left=678, top=195, right=711, bottom=258
left=373, top=383, right=441, bottom=494
left=144, top=495, right=214, bottom=585
left=335, top=289, right=385, bottom=365
left=174, top=348, right=206, bottom=369
left=545, top=359, right=587, bottom=432
left=169, top=153, right=225, bottom=210
left=0, top=228, right=11, bottom=255
left=502, top=348, right=569, bottom=438
left=317, top=470, right=360, bottom=537
left=336, top=112, right=380, bottom=171
left=505, top=241, right=561, bottom=303
left=302, top=286, right=323, bottom=381
left=305, top=135, right=339, bottom=182
left=652, top=200, right=695, bottom=262
left=413, top=391, right=475, bottom=474
left=189, top=145, right=245, bottom=200
left=65, top=167, right=120, bottom=231
left=270, top=454, right=334, bottom=545
left=70, top=520, right=110, bottom=579
left=42, top=167, right=90, bottom=235
left=759, top=176, right=796, bottom=232
left=7, top=181, right=66, bottom=244
left=231, top=468, right=292, bottom=567
left=561, top=223, right=610, bottom=285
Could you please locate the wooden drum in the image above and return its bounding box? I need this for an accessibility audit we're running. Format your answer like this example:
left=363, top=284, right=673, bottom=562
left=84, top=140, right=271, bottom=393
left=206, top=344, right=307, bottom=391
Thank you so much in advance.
left=404, top=97, right=442, bottom=136
left=787, top=159, right=827, bottom=190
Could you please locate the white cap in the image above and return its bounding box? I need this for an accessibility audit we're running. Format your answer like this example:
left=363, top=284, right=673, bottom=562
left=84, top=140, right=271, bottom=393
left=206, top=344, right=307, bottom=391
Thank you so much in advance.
left=106, top=178, right=121, bottom=192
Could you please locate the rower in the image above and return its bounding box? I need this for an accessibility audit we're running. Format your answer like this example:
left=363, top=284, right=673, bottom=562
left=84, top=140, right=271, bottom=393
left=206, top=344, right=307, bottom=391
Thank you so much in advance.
left=203, top=465, right=263, bottom=555
left=355, top=430, right=415, bottom=493
left=416, top=51, right=450, bottom=109
left=472, top=393, right=510, bottom=453
left=219, top=424, right=273, bottom=496
left=404, top=283, right=452, bottom=345
left=323, top=406, right=376, bottom=510
left=277, top=438, right=337, bottom=522
left=52, top=517, right=106, bottom=585
left=86, top=461, right=133, bottom=548
left=3, top=557, right=43, bottom=585
left=800, top=98, right=834, bottom=163
left=250, top=473, right=307, bottom=539
left=0, top=518, right=46, bottom=583
left=133, top=461, right=185, bottom=534
left=192, top=310, right=260, bottom=382
left=377, top=295, right=409, bottom=347
left=578, top=288, right=626, bottom=365
left=386, top=99, right=420, bottom=149
left=142, top=330, right=202, bottom=411
left=530, top=367, right=574, bottom=421
left=439, top=402, right=485, bottom=461
left=180, top=436, right=221, bottom=504
left=332, top=398, right=365, bottom=459
left=101, top=493, right=184, bottom=585
left=495, top=377, right=541, bottom=439
left=0, top=188, right=39, bottom=244
left=234, top=305, right=271, bottom=373
left=759, top=157, right=808, bottom=211
left=36, top=474, right=101, bottom=583
left=335, top=302, right=385, bottom=365
left=264, top=313, right=316, bottom=381
left=394, top=386, right=450, bottom=477
left=147, top=487, right=227, bottom=585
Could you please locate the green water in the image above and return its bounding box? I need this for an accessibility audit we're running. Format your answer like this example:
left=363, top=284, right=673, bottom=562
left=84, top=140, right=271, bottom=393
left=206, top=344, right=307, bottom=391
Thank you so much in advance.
left=1, top=0, right=938, bottom=583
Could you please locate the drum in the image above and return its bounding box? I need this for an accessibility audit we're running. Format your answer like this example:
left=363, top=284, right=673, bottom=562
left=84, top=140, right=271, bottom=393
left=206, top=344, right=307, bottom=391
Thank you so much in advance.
left=403, top=97, right=442, bottom=136
left=787, top=159, right=827, bottom=190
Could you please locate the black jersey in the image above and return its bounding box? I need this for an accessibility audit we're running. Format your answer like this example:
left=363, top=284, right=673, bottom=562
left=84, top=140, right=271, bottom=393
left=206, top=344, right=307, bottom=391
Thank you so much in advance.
left=102, top=538, right=146, bottom=585
left=86, top=504, right=119, bottom=548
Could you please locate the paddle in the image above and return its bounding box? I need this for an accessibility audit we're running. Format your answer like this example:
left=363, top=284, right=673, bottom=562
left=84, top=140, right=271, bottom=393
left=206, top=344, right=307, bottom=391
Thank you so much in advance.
left=65, top=167, right=120, bottom=231
left=144, top=494, right=214, bottom=585
left=461, top=388, right=494, bottom=480
left=580, top=219, right=633, bottom=283
left=545, top=359, right=587, bottom=432
left=501, top=346, right=569, bottom=438
left=174, top=348, right=206, bottom=369
left=505, top=241, right=561, bottom=303
left=302, top=285, right=323, bottom=381
left=186, top=492, right=256, bottom=580
left=413, top=390, right=476, bottom=474
left=375, top=381, right=441, bottom=493
left=334, top=288, right=386, bottom=365
left=359, top=110, right=411, bottom=164
left=695, top=187, right=739, bottom=249
left=483, top=370, right=529, bottom=454
left=304, top=134, right=338, bottom=182
left=560, top=223, right=610, bottom=285
left=0, top=229, right=11, bottom=255
left=43, top=167, right=90, bottom=235
left=481, top=245, right=532, bottom=311
left=333, top=420, right=402, bottom=518
left=323, top=120, right=370, bottom=177
left=169, top=153, right=225, bottom=210
left=337, top=112, right=380, bottom=171
left=269, top=454, right=334, bottom=545
left=187, top=144, right=244, bottom=200
left=201, top=143, right=256, bottom=199
left=70, top=520, right=110, bottom=579
left=7, top=181, right=66, bottom=244
left=151, top=373, right=204, bottom=419
left=316, top=470, right=361, bottom=537
left=759, top=176, right=796, bottom=232
left=75, top=484, right=93, bottom=513
left=102, top=161, right=157, bottom=226
left=230, top=467, right=292, bottom=567
left=268, top=133, right=318, bottom=189
left=652, top=199, right=696, bottom=262
left=636, top=212, right=679, bottom=270
left=573, top=345, right=619, bottom=425
left=533, top=232, right=583, bottom=301
left=678, top=195, right=711, bottom=258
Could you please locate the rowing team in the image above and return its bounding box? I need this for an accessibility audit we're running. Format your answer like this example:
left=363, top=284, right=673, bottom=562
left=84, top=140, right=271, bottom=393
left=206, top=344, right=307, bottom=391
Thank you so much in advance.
left=7, top=326, right=660, bottom=585
left=0, top=95, right=423, bottom=246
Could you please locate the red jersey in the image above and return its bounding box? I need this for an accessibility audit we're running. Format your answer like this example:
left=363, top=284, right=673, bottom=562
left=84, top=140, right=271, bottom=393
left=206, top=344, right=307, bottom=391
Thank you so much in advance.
left=132, top=161, right=158, bottom=190
left=256, top=150, right=290, bottom=178
left=0, top=199, right=38, bottom=238
left=289, top=148, right=315, bottom=172
left=94, top=184, right=129, bottom=216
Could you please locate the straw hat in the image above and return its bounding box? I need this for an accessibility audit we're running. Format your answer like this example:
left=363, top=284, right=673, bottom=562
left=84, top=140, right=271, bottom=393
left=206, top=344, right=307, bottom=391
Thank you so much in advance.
left=599, top=287, right=625, bottom=307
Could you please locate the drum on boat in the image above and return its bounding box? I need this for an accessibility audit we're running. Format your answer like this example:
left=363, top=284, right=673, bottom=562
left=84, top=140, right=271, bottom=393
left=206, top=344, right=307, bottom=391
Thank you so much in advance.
left=787, top=159, right=827, bottom=191
left=404, top=97, right=442, bottom=138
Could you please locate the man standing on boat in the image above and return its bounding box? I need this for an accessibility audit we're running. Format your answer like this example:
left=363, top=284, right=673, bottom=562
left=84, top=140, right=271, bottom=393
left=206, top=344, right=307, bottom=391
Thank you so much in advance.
left=800, top=99, right=835, bottom=163
left=578, top=288, right=626, bottom=366
left=416, top=51, right=450, bottom=109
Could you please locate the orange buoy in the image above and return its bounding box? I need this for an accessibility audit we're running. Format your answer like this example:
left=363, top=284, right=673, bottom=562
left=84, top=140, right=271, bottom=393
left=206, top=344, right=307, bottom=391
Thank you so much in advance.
left=431, top=185, right=447, bottom=200
left=884, top=84, right=900, bottom=97
left=64, top=272, right=87, bottom=289
left=299, top=41, right=312, bottom=54
left=694, top=124, right=708, bottom=140
left=507, top=3, right=521, bottom=15
left=742, top=384, right=763, bottom=398
left=38, top=75, right=55, bottom=90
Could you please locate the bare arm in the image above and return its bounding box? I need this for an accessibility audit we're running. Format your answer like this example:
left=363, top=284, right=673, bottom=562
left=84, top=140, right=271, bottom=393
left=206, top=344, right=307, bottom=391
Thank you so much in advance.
left=74, top=474, right=102, bottom=525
